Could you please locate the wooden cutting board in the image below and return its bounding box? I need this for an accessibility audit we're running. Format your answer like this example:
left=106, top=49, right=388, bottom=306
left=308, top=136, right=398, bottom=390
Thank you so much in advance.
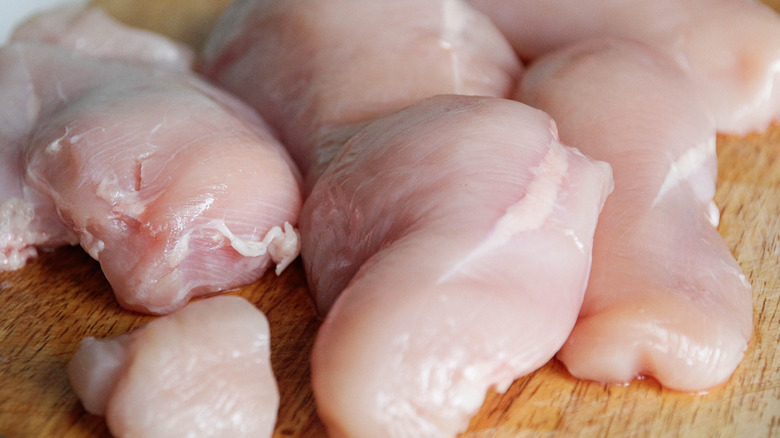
left=1, top=3, right=779, bottom=437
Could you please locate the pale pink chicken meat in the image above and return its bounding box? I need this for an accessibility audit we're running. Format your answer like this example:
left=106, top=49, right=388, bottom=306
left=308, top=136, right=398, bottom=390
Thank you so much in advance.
left=305, top=95, right=613, bottom=437
left=518, top=39, right=753, bottom=391
left=0, top=7, right=302, bottom=314
left=10, top=5, right=195, bottom=71
left=68, top=295, right=279, bottom=438
left=467, top=0, right=780, bottom=135
left=201, top=0, right=522, bottom=189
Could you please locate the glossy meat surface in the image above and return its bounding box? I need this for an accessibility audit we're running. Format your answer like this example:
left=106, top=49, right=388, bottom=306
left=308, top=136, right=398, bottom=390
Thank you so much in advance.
left=68, top=295, right=279, bottom=437
left=0, top=7, right=302, bottom=314
left=468, top=0, right=780, bottom=135
left=306, top=95, right=612, bottom=437
left=201, top=0, right=522, bottom=187
left=519, top=39, right=753, bottom=391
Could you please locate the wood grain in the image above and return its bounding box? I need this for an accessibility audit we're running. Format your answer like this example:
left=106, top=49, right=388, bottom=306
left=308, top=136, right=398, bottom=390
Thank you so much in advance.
left=1, top=2, right=779, bottom=437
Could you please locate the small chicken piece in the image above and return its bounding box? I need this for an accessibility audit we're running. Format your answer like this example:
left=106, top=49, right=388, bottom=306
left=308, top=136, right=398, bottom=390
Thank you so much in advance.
left=0, top=7, right=302, bottom=314
left=201, top=0, right=522, bottom=189
left=306, top=95, right=613, bottom=437
left=518, top=39, right=753, bottom=391
left=68, top=295, right=279, bottom=438
left=468, top=0, right=780, bottom=135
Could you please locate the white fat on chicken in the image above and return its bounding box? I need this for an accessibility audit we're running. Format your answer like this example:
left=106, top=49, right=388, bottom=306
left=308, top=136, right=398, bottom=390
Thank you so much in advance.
left=68, top=295, right=279, bottom=438
left=0, top=7, right=302, bottom=314
left=304, top=95, right=613, bottom=437
left=201, top=0, right=522, bottom=189
left=518, top=38, right=753, bottom=391
left=210, top=220, right=301, bottom=275
left=0, top=197, right=76, bottom=270
left=468, top=0, right=780, bottom=135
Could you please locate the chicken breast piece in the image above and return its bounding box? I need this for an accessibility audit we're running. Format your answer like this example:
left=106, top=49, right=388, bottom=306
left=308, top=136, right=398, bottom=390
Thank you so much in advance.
left=305, top=95, right=613, bottom=437
left=68, top=295, right=279, bottom=438
left=11, top=5, right=194, bottom=70
left=0, top=90, right=77, bottom=272
left=518, top=39, right=753, bottom=391
left=0, top=7, right=302, bottom=314
left=201, top=0, right=522, bottom=189
left=468, top=0, right=780, bottom=135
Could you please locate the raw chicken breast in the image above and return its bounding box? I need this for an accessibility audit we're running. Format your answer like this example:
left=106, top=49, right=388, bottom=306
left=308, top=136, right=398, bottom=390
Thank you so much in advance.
left=0, top=44, right=73, bottom=270
left=0, top=7, right=301, bottom=314
left=467, top=0, right=780, bottom=135
left=11, top=5, right=194, bottom=71
left=201, top=0, right=522, bottom=188
left=68, top=295, right=279, bottom=438
left=306, top=95, right=613, bottom=437
left=518, top=39, right=753, bottom=391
